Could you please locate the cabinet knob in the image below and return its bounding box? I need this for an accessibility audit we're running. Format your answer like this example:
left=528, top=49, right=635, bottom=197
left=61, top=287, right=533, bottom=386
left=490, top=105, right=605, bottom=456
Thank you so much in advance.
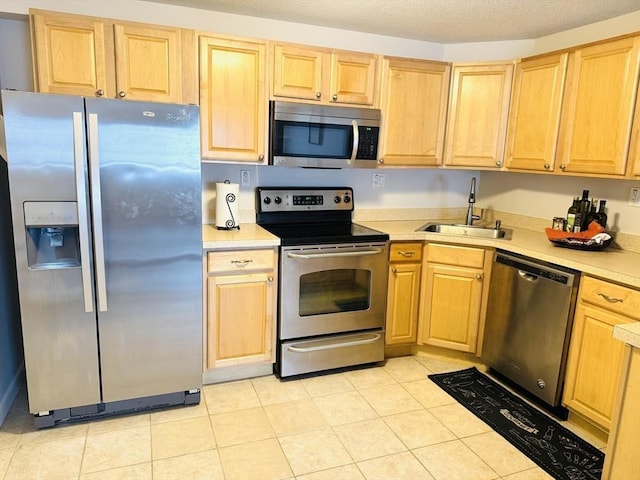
left=495, top=161, right=502, bottom=167
left=258, top=154, right=265, bottom=161
left=268, top=276, right=274, bottom=282
left=476, top=273, right=483, bottom=281
left=118, top=91, right=126, bottom=98
left=544, top=163, right=550, bottom=170
left=392, top=268, right=397, bottom=274
left=332, top=94, right=338, bottom=101
left=379, top=158, right=384, bottom=164
left=96, top=89, right=104, bottom=97
left=315, top=92, right=322, bottom=98
left=560, top=164, right=566, bottom=170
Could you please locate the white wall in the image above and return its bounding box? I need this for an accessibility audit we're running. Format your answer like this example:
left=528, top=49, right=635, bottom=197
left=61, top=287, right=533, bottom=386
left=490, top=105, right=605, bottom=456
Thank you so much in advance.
left=479, top=172, right=640, bottom=236
left=0, top=17, right=33, bottom=92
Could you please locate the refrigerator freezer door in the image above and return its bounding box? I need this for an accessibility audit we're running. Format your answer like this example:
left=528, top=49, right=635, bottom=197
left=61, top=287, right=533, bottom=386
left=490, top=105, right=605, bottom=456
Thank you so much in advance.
left=84, top=98, right=202, bottom=402
left=2, top=90, right=101, bottom=413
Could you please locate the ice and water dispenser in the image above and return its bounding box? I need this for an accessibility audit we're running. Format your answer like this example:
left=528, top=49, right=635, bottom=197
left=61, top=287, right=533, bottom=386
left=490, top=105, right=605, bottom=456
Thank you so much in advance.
left=24, top=201, right=82, bottom=269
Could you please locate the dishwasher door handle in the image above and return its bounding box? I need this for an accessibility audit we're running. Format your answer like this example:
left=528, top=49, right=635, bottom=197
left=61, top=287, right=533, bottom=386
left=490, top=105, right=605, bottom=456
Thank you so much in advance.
left=518, top=270, right=539, bottom=282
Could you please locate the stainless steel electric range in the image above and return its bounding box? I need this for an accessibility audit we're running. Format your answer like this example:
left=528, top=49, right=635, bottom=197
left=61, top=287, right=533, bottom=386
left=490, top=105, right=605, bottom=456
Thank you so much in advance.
left=256, top=187, right=389, bottom=378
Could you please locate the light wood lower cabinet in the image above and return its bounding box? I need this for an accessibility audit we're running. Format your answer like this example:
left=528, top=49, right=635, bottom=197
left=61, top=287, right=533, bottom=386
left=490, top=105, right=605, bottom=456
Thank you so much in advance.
left=385, top=242, right=422, bottom=345
left=603, top=345, right=640, bottom=479
left=418, top=243, right=491, bottom=354
left=563, top=276, right=640, bottom=432
left=205, top=249, right=277, bottom=372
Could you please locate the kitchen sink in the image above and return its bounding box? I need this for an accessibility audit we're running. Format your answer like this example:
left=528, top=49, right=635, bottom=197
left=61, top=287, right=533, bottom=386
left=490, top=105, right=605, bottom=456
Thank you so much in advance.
left=417, top=223, right=511, bottom=239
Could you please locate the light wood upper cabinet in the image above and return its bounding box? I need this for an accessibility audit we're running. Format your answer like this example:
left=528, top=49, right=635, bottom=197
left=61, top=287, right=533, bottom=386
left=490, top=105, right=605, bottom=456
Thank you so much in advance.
left=379, top=57, right=450, bottom=166
left=444, top=62, right=514, bottom=169
left=199, top=35, right=267, bottom=162
left=563, top=276, right=640, bottom=432
left=31, top=11, right=112, bottom=97
left=113, top=23, right=184, bottom=102
left=505, top=53, right=568, bottom=172
left=630, top=85, right=640, bottom=177
left=272, top=43, right=379, bottom=106
left=30, top=9, right=196, bottom=103
left=385, top=242, right=422, bottom=345
left=418, top=243, right=491, bottom=354
left=557, top=36, right=640, bottom=176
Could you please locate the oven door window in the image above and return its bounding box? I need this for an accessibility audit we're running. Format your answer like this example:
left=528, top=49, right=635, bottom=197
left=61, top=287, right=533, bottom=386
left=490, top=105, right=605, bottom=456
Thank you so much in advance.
left=299, top=268, right=371, bottom=316
left=274, top=121, right=353, bottom=159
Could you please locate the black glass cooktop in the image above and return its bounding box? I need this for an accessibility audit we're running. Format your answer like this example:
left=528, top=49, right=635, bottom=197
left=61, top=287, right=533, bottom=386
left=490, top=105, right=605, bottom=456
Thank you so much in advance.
left=259, top=222, right=388, bottom=246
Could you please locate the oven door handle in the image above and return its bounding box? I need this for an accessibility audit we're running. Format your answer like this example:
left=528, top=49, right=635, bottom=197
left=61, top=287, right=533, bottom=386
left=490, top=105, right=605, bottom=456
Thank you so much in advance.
left=287, top=248, right=384, bottom=259
left=287, top=333, right=382, bottom=353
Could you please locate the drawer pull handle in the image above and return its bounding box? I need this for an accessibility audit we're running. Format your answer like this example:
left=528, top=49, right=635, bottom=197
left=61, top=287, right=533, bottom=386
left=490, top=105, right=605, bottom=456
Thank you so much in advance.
left=231, top=259, right=253, bottom=267
left=398, top=251, right=415, bottom=257
left=597, top=293, right=623, bottom=303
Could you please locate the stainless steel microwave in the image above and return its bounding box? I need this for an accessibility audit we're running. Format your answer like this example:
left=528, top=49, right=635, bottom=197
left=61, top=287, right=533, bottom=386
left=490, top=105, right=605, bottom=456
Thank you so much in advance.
left=269, top=101, right=381, bottom=168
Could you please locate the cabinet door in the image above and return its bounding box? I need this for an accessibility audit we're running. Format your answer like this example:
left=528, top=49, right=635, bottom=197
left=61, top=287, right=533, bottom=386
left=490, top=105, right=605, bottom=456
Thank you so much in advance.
left=330, top=51, right=378, bottom=105
left=272, top=43, right=327, bottom=101
left=385, top=262, right=421, bottom=345
left=31, top=11, right=112, bottom=97
left=379, top=57, right=450, bottom=166
left=200, top=36, right=267, bottom=162
left=419, top=263, right=483, bottom=353
left=557, top=36, right=640, bottom=176
left=505, top=53, right=568, bottom=172
left=444, top=63, right=514, bottom=168
left=113, top=23, right=182, bottom=103
left=563, top=303, right=633, bottom=431
left=207, top=273, right=274, bottom=369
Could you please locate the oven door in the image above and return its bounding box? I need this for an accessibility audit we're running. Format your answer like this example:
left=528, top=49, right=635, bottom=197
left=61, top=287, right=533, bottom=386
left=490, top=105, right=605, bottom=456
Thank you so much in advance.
left=279, top=242, right=389, bottom=340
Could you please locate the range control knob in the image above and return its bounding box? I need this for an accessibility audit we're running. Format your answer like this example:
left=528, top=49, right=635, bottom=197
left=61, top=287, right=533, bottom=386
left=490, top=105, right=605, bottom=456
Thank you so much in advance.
left=536, top=379, right=546, bottom=390
left=263, top=196, right=271, bottom=204
left=334, top=196, right=341, bottom=204
left=343, top=195, right=351, bottom=204
left=274, top=196, right=282, bottom=204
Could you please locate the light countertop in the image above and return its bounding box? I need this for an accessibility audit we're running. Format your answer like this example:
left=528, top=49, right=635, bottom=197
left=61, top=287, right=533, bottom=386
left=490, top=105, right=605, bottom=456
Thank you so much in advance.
left=613, top=323, right=640, bottom=349
left=202, top=219, right=639, bottom=289
left=202, top=223, right=279, bottom=249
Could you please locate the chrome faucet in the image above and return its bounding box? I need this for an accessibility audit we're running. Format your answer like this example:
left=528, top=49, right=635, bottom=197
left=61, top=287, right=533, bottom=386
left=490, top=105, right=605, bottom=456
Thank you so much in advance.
left=465, top=177, right=481, bottom=225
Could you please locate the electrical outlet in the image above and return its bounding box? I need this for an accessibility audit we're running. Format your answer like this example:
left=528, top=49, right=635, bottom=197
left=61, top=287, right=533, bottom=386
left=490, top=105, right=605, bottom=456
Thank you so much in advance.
left=372, top=173, right=385, bottom=188
left=630, top=187, right=640, bottom=207
left=240, top=170, right=250, bottom=187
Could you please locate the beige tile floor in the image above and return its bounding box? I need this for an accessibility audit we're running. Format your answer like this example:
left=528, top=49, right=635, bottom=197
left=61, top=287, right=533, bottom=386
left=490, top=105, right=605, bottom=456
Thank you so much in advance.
left=0, top=354, right=607, bottom=480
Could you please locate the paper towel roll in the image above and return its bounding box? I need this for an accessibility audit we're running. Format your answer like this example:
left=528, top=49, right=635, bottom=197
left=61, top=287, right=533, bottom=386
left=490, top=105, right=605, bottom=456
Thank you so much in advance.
left=215, top=182, right=240, bottom=229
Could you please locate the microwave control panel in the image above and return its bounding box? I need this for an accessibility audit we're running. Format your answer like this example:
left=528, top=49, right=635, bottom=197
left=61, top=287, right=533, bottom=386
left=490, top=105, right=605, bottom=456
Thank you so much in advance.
left=356, top=126, right=379, bottom=160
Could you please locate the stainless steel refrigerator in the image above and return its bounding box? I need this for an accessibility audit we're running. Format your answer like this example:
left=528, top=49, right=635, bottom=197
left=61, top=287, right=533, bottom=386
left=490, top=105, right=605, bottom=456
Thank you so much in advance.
left=0, top=90, right=202, bottom=427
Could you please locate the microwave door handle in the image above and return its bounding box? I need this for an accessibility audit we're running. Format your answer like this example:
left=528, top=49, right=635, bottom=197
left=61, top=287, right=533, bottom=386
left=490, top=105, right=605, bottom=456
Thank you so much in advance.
left=349, top=120, right=359, bottom=165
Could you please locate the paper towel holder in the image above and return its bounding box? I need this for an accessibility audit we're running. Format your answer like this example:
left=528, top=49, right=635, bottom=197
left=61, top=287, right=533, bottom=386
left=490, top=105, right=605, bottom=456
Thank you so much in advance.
left=216, top=180, right=240, bottom=231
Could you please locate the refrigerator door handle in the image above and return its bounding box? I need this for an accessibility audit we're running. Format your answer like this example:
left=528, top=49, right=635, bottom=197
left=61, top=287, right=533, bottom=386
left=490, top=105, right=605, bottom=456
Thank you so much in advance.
left=87, top=113, right=108, bottom=312
left=73, top=112, right=94, bottom=313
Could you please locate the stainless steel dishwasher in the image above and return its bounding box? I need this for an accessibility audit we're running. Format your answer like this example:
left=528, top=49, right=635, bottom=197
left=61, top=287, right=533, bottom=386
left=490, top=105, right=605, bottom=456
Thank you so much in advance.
left=482, top=250, right=580, bottom=411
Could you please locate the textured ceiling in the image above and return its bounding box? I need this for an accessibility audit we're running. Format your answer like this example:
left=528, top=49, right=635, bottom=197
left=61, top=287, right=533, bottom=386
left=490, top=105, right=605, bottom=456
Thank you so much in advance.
left=142, top=0, right=640, bottom=43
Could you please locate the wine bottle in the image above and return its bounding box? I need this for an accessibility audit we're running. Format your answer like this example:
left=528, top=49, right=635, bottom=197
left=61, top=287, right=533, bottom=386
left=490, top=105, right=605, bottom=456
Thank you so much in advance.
left=585, top=198, right=598, bottom=228
left=579, top=190, right=590, bottom=231
left=566, top=196, right=580, bottom=232
left=595, top=200, right=608, bottom=228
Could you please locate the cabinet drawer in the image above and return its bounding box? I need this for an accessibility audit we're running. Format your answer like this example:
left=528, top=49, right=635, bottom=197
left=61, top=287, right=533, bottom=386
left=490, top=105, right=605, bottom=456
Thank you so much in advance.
left=390, top=242, right=422, bottom=262
left=579, top=276, right=640, bottom=321
left=426, top=243, right=485, bottom=268
left=207, top=249, right=275, bottom=274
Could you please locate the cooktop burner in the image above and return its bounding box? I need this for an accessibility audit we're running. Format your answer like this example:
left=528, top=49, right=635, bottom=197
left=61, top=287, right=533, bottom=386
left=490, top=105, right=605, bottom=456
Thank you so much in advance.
left=255, top=187, right=389, bottom=246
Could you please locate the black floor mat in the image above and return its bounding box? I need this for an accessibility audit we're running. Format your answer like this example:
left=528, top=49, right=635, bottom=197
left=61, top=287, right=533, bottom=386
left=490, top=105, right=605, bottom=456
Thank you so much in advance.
left=428, top=367, right=604, bottom=480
